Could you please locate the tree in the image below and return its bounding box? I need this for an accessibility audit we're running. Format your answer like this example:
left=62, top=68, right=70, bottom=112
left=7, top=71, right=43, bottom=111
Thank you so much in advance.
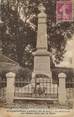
left=1, top=0, right=38, bottom=68
left=0, top=0, right=74, bottom=69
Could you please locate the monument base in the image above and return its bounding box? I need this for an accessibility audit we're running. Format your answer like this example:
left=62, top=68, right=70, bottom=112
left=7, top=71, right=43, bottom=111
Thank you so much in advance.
left=32, top=49, right=52, bottom=78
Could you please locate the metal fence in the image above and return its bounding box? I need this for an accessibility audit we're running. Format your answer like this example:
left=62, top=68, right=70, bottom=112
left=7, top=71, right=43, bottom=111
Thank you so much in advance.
left=0, top=74, right=74, bottom=102
left=0, top=76, right=6, bottom=100
left=66, top=81, right=74, bottom=100
left=14, top=77, right=58, bottom=99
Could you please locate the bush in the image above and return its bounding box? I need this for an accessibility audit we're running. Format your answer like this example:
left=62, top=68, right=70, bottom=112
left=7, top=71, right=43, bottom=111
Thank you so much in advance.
left=15, top=67, right=32, bottom=87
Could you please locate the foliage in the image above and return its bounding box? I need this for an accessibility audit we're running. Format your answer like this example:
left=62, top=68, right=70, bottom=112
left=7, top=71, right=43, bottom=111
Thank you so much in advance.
left=16, top=67, right=32, bottom=87
left=0, top=0, right=74, bottom=68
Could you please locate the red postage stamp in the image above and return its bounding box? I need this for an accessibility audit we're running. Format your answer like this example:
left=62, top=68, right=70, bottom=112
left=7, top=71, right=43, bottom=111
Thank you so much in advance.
left=56, top=1, right=72, bottom=22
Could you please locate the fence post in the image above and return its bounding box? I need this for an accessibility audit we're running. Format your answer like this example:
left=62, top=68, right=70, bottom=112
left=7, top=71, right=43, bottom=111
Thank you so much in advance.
left=6, top=72, right=16, bottom=104
left=58, top=73, right=67, bottom=105
left=73, top=88, right=74, bottom=108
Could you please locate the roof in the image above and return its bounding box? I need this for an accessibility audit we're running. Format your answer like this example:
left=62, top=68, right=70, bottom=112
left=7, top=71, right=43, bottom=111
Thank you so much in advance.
left=0, top=54, right=18, bottom=64
left=0, top=54, right=20, bottom=72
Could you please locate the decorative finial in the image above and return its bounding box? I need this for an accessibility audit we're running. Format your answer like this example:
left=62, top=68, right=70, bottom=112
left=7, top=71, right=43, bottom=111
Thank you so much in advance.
left=38, top=3, right=45, bottom=13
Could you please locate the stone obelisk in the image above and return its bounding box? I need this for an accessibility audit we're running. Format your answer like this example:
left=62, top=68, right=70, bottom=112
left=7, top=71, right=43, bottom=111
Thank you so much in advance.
left=33, top=4, right=51, bottom=78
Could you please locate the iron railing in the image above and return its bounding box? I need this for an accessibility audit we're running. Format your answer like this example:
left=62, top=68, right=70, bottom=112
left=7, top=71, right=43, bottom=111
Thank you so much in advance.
left=0, top=77, right=6, bottom=98
left=14, top=78, right=58, bottom=99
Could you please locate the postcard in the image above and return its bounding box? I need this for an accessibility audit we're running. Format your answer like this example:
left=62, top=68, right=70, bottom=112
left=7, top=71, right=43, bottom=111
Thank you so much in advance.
left=0, top=0, right=74, bottom=117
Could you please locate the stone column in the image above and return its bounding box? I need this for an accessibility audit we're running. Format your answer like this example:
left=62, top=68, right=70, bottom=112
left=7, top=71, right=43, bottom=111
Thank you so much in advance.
left=72, top=87, right=74, bottom=108
left=6, top=72, right=16, bottom=104
left=58, top=73, right=67, bottom=105
left=32, top=3, right=51, bottom=78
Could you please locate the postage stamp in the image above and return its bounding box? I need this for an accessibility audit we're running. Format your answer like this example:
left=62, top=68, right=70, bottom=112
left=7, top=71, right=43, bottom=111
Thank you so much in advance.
left=56, top=1, right=72, bottom=22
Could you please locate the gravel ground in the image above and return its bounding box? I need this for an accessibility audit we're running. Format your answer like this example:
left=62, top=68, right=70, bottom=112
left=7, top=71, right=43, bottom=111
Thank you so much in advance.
left=0, top=100, right=73, bottom=109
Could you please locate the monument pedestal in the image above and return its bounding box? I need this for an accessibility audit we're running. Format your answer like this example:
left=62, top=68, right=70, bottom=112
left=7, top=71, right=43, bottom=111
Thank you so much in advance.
left=32, top=49, right=53, bottom=98
left=33, top=49, right=52, bottom=78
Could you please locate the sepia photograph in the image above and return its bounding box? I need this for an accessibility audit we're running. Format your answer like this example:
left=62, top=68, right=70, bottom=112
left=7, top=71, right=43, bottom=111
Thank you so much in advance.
left=0, top=0, right=74, bottom=117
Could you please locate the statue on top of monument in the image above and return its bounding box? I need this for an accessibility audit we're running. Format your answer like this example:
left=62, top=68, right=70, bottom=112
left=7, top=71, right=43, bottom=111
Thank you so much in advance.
left=38, top=3, right=46, bottom=13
